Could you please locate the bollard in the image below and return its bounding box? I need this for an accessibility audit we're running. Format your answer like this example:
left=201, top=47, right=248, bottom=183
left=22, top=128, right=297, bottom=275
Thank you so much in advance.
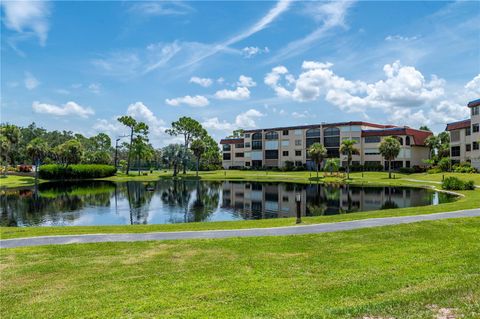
left=295, top=193, right=302, bottom=224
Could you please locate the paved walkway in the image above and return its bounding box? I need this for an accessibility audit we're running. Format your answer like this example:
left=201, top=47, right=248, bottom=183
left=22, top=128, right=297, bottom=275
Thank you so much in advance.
left=2, top=209, right=480, bottom=249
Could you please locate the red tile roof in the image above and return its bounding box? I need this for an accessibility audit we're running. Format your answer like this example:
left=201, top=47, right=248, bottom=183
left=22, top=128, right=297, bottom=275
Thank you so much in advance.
left=445, top=119, right=471, bottom=131
left=467, top=99, right=480, bottom=108
left=242, top=121, right=397, bottom=133
left=361, top=127, right=433, bottom=146
left=220, top=138, right=244, bottom=145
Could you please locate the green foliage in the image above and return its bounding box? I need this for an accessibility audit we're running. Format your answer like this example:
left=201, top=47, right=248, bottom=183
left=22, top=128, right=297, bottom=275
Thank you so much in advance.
left=39, top=164, right=116, bottom=180
left=308, top=143, right=327, bottom=178
left=54, top=139, right=84, bottom=166
left=452, top=162, right=477, bottom=173
left=339, top=139, right=359, bottom=178
left=379, top=136, right=401, bottom=178
left=437, top=157, right=451, bottom=171
left=419, top=125, right=431, bottom=131
left=442, top=176, right=475, bottom=190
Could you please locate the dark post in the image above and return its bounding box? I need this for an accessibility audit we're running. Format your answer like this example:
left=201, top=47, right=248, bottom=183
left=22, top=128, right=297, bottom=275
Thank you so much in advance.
left=295, top=193, right=302, bottom=224
left=114, top=138, right=121, bottom=169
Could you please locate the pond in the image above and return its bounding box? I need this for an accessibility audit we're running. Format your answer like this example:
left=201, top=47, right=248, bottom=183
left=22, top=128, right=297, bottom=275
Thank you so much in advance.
left=0, top=180, right=456, bottom=227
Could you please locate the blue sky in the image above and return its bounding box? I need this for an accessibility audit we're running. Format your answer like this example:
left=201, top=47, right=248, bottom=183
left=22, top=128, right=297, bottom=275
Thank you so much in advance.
left=1, top=0, right=479, bottom=146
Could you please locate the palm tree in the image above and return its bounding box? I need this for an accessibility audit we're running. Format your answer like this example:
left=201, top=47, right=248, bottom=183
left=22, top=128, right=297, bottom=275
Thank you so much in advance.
left=308, top=143, right=327, bottom=180
left=324, top=158, right=340, bottom=176
left=190, top=139, right=206, bottom=177
left=0, top=124, right=21, bottom=167
left=379, top=136, right=401, bottom=179
left=26, top=137, right=48, bottom=182
left=131, top=136, right=152, bottom=175
left=424, top=135, right=439, bottom=160
left=339, top=139, right=359, bottom=179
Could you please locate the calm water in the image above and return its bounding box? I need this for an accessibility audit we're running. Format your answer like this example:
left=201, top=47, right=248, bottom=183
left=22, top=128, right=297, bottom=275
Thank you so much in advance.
left=0, top=180, right=456, bottom=227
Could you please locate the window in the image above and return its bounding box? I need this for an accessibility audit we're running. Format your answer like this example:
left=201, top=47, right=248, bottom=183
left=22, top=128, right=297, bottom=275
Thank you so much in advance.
left=245, top=162, right=251, bottom=166
left=406, top=161, right=411, bottom=168
left=282, top=130, right=289, bottom=136
left=450, top=130, right=460, bottom=142
left=474, top=142, right=479, bottom=151
left=295, top=161, right=302, bottom=166
left=295, top=150, right=302, bottom=156
left=235, top=143, right=244, bottom=148
left=223, top=153, right=231, bottom=160
left=365, top=136, right=381, bottom=143
left=281, top=140, right=289, bottom=147
left=265, top=131, right=279, bottom=140
left=473, top=124, right=480, bottom=133
left=222, top=144, right=231, bottom=151
left=294, top=129, right=302, bottom=136
left=306, top=128, right=321, bottom=138
left=472, top=106, right=480, bottom=116
left=324, top=127, right=340, bottom=136
left=265, top=150, right=278, bottom=159
left=466, top=144, right=471, bottom=152
left=282, top=196, right=289, bottom=202
left=306, top=137, right=321, bottom=148
left=397, top=137, right=403, bottom=145
left=364, top=148, right=380, bottom=155
left=466, top=127, right=471, bottom=136
left=365, top=161, right=381, bottom=166
left=245, top=142, right=251, bottom=148
left=252, top=140, right=262, bottom=150
left=245, top=152, right=251, bottom=158
left=295, top=140, right=302, bottom=146
left=282, top=151, right=289, bottom=156
left=244, top=133, right=251, bottom=138
left=252, top=132, right=262, bottom=140
left=451, top=146, right=460, bottom=157
left=406, top=136, right=411, bottom=145
left=235, top=153, right=244, bottom=158
left=324, top=137, right=340, bottom=147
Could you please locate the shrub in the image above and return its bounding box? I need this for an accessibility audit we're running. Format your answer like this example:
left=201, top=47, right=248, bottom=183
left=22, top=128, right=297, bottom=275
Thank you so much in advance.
left=442, top=176, right=476, bottom=190
left=39, top=164, right=116, bottom=180
left=452, top=162, right=477, bottom=173
left=399, top=167, right=415, bottom=174
left=18, top=165, right=33, bottom=172
left=437, top=157, right=451, bottom=171
left=427, top=168, right=442, bottom=174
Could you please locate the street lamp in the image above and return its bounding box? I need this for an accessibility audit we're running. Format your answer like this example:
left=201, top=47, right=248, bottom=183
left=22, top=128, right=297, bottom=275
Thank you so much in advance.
left=114, top=135, right=128, bottom=169
left=295, top=193, right=302, bottom=224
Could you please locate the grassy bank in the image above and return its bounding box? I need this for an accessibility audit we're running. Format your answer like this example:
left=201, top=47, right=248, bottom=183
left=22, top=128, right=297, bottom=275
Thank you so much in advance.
left=1, top=171, right=479, bottom=239
left=1, top=218, right=479, bottom=318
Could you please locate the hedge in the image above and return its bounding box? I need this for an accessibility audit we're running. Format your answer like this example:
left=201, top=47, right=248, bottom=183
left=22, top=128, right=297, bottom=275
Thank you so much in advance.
left=441, top=176, right=475, bottom=191
left=39, top=164, right=116, bottom=180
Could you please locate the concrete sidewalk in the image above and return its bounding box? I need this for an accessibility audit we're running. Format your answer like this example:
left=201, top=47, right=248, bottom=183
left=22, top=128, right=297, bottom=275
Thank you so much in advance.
left=1, top=209, right=479, bottom=249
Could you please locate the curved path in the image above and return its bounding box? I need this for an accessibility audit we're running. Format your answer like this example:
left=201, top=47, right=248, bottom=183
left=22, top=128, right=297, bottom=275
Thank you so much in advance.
left=2, top=209, right=480, bottom=249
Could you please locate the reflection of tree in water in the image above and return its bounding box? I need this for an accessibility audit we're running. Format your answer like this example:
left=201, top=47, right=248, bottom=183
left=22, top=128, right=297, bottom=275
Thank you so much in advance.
left=305, top=184, right=327, bottom=216
left=381, top=187, right=399, bottom=210
left=124, top=181, right=155, bottom=225
left=0, top=181, right=115, bottom=226
left=190, top=181, right=220, bottom=222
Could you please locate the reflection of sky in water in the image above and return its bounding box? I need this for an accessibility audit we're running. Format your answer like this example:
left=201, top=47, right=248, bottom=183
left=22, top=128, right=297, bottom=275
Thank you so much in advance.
left=0, top=181, right=456, bottom=227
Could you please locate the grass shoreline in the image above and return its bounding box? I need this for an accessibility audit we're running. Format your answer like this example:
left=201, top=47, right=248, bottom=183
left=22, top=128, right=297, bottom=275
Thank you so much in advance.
left=0, top=170, right=479, bottom=240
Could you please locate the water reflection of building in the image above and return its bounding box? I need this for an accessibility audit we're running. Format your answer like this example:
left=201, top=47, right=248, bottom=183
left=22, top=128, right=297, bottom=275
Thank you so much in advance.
left=221, top=182, right=434, bottom=218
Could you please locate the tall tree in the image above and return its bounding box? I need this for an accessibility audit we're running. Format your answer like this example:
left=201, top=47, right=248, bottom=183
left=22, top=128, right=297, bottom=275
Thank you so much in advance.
left=131, top=135, right=153, bottom=175
left=26, top=137, right=48, bottom=182
left=419, top=125, right=431, bottom=131
left=308, top=143, right=327, bottom=180
left=379, top=136, right=401, bottom=179
left=0, top=135, right=9, bottom=176
left=424, top=135, right=439, bottom=160
left=56, top=139, right=84, bottom=166
left=117, top=116, right=149, bottom=175
left=165, top=117, right=206, bottom=174
left=190, top=139, right=206, bottom=177
left=162, top=144, right=184, bottom=176
left=0, top=124, right=21, bottom=166
left=339, top=139, right=359, bottom=179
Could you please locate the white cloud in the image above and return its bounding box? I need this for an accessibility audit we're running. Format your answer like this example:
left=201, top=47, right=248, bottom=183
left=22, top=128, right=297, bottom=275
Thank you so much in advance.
left=242, top=46, right=269, bottom=58
left=54, top=89, right=70, bottom=95
left=291, top=111, right=315, bottom=119
left=88, top=83, right=101, bottom=94
left=237, top=75, right=257, bottom=87
left=1, top=0, right=50, bottom=45
left=128, top=2, right=193, bottom=16
left=202, top=109, right=264, bottom=131
left=189, top=76, right=213, bottom=87
left=32, top=101, right=95, bottom=118
left=465, top=74, right=480, bottom=96
left=385, top=35, right=419, bottom=41
left=269, top=1, right=354, bottom=62
left=165, top=95, right=209, bottom=107
left=24, top=72, right=39, bottom=90
left=214, top=87, right=250, bottom=100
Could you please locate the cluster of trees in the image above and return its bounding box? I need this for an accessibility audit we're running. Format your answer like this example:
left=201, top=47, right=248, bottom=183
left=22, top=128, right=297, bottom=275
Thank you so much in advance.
left=0, top=115, right=221, bottom=178
left=307, top=136, right=402, bottom=179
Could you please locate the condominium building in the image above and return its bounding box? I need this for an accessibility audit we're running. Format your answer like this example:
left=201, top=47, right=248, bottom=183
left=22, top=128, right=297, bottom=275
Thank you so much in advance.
left=445, top=99, right=480, bottom=169
left=220, top=121, right=432, bottom=170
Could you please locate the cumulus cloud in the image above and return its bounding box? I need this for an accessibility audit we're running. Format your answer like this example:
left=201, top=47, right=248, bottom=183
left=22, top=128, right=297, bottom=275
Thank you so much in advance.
left=1, top=0, right=50, bottom=45
left=237, top=75, right=257, bottom=87
left=214, top=87, right=250, bottom=100
left=242, top=46, right=269, bottom=58
left=189, top=76, right=213, bottom=87
left=165, top=95, right=209, bottom=107
left=465, top=74, right=480, bottom=96
left=24, top=72, right=40, bottom=90
left=32, top=101, right=95, bottom=118
left=202, top=109, right=264, bottom=131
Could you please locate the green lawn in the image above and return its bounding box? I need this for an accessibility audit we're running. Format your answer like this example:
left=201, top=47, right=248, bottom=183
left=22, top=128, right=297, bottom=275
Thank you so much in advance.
left=0, top=175, right=37, bottom=188
left=1, top=218, right=479, bottom=318
left=1, top=170, right=479, bottom=239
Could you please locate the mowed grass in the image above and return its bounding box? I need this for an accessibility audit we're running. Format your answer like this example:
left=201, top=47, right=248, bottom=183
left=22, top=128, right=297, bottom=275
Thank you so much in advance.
left=1, top=171, right=479, bottom=239
left=0, top=175, right=37, bottom=188
left=1, top=218, right=479, bottom=318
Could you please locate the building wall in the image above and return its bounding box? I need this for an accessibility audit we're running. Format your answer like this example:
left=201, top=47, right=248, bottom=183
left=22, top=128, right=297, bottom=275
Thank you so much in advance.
left=471, top=111, right=480, bottom=169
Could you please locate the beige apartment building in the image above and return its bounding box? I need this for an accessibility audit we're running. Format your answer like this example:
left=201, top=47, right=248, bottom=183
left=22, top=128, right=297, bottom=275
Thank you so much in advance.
left=446, top=99, right=480, bottom=169
left=220, top=121, right=432, bottom=170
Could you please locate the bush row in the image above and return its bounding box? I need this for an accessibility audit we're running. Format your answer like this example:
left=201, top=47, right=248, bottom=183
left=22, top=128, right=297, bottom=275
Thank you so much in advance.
left=39, top=164, right=116, bottom=180
left=441, top=176, right=475, bottom=191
